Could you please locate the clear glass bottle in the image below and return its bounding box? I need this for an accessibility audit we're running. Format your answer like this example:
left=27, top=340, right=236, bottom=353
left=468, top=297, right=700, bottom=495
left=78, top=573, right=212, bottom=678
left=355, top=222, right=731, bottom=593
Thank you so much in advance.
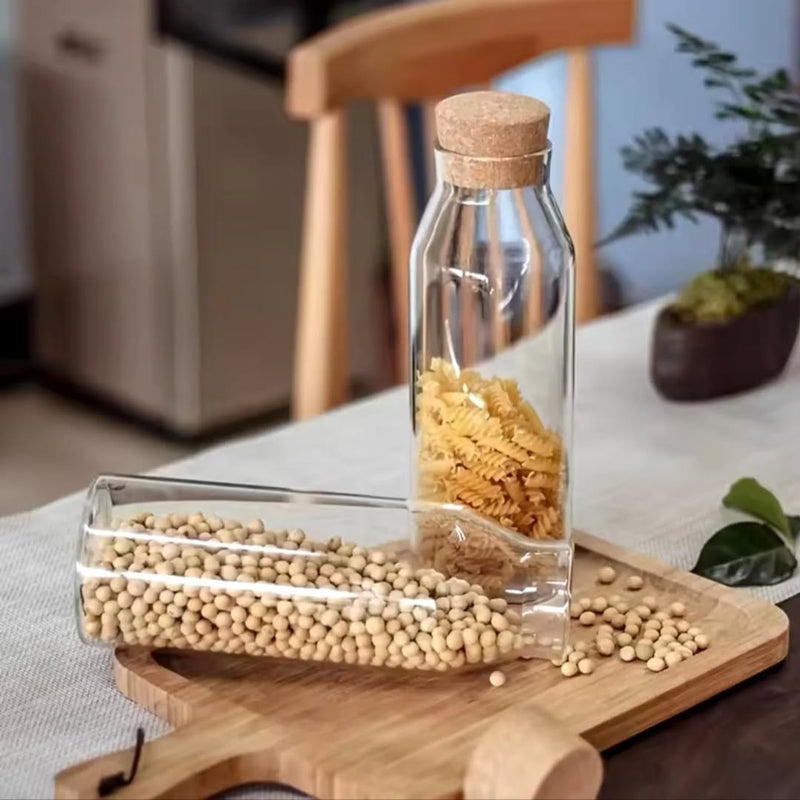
left=410, top=92, right=575, bottom=567
left=76, top=474, right=569, bottom=670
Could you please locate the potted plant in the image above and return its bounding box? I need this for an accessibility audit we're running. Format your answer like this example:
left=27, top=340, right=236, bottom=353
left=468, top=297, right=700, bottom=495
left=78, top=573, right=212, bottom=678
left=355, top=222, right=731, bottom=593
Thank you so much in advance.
left=601, top=25, right=800, bottom=401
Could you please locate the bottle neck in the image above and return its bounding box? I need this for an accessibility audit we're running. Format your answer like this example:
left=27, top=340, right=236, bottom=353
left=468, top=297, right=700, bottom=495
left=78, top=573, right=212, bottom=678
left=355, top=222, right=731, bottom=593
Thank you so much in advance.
left=433, top=144, right=551, bottom=191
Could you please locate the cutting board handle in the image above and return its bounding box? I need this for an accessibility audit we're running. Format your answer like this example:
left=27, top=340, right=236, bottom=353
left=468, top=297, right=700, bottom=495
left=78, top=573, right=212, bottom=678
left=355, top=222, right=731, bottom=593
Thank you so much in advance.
left=464, top=707, right=603, bottom=800
left=54, top=707, right=275, bottom=800
left=55, top=702, right=600, bottom=800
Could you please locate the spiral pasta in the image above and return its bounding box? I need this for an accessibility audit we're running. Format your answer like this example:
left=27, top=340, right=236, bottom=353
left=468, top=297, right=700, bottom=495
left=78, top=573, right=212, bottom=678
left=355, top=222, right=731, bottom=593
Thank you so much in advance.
left=416, top=358, right=564, bottom=539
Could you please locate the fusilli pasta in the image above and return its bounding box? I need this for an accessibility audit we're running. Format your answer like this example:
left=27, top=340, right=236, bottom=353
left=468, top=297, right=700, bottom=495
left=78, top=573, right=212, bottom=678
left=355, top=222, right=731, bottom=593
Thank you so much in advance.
left=415, top=358, right=564, bottom=539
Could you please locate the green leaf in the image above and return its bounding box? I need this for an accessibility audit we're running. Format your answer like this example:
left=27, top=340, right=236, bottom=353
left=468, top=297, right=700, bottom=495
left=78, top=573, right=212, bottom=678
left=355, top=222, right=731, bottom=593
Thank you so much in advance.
left=692, top=522, right=797, bottom=586
left=790, top=516, right=800, bottom=540
left=600, top=22, right=800, bottom=251
left=722, top=477, right=792, bottom=539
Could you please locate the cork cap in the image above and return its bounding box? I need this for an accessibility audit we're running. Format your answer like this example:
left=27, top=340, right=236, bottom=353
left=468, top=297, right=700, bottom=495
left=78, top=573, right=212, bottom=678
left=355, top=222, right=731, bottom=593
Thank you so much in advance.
left=435, top=91, right=550, bottom=159
left=434, top=91, right=550, bottom=188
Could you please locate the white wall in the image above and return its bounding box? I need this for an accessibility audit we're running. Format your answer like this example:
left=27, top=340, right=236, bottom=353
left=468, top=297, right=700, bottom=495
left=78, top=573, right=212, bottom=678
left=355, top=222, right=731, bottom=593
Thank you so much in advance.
left=496, top=0, right=798, bottom=305
left=0, top=0, right=28, bottom=304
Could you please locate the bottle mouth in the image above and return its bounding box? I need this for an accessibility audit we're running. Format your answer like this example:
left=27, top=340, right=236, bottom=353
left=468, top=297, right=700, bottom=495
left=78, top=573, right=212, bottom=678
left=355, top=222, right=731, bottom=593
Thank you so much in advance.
left=434, top=142, right=552, bottom=190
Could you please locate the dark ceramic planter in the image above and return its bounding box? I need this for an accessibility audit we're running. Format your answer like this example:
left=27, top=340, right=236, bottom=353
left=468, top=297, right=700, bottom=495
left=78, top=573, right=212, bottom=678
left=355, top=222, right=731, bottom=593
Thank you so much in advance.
left=651, top=282, right=800, bottom=401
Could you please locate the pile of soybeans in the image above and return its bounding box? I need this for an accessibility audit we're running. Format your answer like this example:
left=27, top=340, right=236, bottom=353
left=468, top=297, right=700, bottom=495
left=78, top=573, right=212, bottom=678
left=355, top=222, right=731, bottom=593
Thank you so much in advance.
left=80, top=510, right=534, bottom=672
left=553, top=565, right=711, bottom=678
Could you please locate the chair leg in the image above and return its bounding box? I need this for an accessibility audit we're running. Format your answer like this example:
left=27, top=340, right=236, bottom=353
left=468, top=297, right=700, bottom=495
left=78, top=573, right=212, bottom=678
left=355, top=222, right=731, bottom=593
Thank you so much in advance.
left=378, top=99, right=416, bottom=384
left=292, top=111, right=349, bottom=420
left=564, top=48, right=600, bottom=323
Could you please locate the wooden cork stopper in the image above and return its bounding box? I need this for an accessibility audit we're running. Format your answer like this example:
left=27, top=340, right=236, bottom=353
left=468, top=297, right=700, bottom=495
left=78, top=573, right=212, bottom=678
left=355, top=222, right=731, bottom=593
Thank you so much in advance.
left=436, top=91, right=550, bottom=158
left=435, top=91, right=550, bottom=190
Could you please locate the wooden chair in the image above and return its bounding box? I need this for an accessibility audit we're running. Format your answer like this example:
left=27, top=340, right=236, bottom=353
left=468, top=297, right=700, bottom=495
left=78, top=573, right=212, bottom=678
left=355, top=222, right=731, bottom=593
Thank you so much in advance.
left=286, top=0, right=635, bottom=419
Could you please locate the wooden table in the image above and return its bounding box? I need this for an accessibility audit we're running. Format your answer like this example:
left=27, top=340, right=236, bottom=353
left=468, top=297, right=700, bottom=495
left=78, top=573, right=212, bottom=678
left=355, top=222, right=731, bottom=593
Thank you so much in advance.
left=1, top=299, right=799, bottom=798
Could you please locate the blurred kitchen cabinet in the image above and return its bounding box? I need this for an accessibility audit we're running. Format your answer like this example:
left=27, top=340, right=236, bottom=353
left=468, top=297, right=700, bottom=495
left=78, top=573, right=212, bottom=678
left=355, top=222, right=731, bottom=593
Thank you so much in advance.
left=20, top=0, right=383, bottom=434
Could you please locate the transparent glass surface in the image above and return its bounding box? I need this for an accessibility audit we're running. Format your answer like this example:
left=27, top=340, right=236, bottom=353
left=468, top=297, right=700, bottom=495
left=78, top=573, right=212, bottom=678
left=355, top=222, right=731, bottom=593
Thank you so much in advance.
left=410, top=145, right=575, bottom=549
left=76, top=475, right=569, bottom=673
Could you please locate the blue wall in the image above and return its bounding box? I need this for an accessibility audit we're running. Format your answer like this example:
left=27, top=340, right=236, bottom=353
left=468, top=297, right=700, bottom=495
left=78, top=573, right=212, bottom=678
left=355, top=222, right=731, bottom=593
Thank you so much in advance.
left=496, top=0, right=799, bottom=305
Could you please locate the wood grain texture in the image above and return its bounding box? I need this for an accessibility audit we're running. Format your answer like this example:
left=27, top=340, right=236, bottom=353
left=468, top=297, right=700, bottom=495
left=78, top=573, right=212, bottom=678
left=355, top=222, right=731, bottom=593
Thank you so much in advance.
left=286, top=0, right=634, bottom=117
left=377, top=99, right=415, bottom=384
left=564, top=49, right=600, bottom=324
left=464, top=707, right=603, bottom=800
left=292, top=111, right=349, bottom=420
left=55, top=531, right=787, bottom=800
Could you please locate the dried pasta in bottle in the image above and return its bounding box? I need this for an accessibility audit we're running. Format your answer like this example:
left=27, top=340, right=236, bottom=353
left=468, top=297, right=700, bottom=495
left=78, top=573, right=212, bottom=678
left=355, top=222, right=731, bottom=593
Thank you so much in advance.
left=409, top=91, right=574, bottom=605
left=415, top=360, right=564, bottom=540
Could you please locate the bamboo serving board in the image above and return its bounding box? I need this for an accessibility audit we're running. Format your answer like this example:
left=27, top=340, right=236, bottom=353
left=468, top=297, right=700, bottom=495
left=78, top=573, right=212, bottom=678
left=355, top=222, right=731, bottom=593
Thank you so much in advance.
left=57, top=532, right=788, bottom=800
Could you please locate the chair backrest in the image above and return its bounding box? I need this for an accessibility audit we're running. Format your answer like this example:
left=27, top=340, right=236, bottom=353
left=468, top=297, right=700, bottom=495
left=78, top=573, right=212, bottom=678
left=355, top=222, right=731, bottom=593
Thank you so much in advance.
left=286, top=0, right=635, bottom=419
left=288, top=0, right=634, bottom=113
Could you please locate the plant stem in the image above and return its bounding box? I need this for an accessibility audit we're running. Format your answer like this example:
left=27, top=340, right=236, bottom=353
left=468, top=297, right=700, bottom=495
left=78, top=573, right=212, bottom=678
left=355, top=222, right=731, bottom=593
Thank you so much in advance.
left=718, top=225, right=750, bottom=271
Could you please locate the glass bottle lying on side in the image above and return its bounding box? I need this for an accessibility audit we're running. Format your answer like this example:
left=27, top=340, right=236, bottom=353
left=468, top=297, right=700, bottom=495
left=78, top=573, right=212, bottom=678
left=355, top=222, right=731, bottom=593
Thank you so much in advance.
left=77, top=475, right=570, bottom=672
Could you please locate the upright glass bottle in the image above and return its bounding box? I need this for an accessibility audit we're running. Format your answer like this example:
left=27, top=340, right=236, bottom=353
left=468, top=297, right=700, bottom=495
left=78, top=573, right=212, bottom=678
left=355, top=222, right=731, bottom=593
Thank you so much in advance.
left=410, top=91, right=575, bottom=574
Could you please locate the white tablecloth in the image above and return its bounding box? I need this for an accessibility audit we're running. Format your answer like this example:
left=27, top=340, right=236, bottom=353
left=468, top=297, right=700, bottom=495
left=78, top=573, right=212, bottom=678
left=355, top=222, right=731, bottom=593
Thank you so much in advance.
left=2, top=299, right=799, bottom=799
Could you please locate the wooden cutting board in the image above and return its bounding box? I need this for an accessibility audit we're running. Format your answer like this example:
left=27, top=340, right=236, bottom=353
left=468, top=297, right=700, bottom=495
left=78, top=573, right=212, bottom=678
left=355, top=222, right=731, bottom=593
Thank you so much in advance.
left=56, top=531, right=788, bottom=800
